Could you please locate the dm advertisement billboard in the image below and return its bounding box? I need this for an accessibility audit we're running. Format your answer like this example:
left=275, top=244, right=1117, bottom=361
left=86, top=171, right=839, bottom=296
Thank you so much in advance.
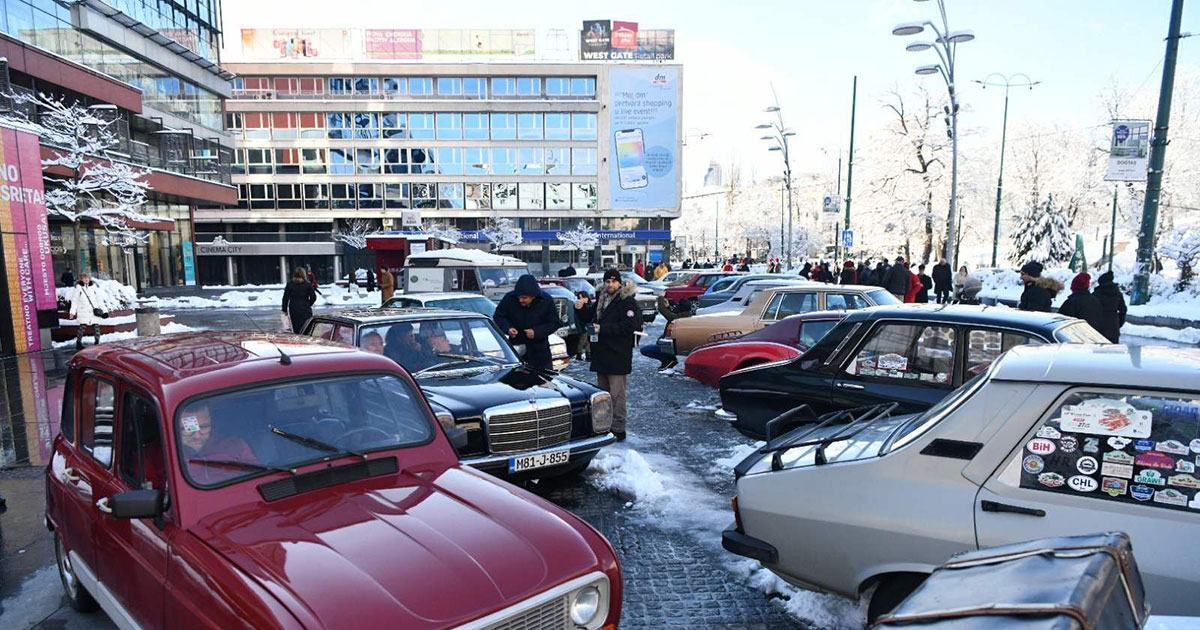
left=0, top=124, right=54, bottom=353
left=608, top=67, right=680, bottom=209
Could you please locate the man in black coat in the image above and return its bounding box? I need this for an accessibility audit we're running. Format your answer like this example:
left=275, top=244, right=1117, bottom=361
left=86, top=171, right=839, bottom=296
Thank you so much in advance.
left=931, top=258, right=953, bottom=304
left=1058, top=272, right=1105, bottom=333
left=1017, top=261, right=1062, bottom=312
left=493, top=274, right=563, bottom=371
left=873, top=261, right=888, bottom=287
left=575, top=268, right=642, bottom=441
left=882, top=256, right=911, bottom=299
left=916, top=264, right=932, bottom=303
left=1092, top=271, right=1128, bottom=342
left=365, top=268, right=376, bottom=292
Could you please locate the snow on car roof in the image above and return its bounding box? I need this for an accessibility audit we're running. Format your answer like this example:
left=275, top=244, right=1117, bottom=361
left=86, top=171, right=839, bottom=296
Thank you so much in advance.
left=404, top=248, right=525, bottom=266
left=992, top=344, right=1200, bottom=391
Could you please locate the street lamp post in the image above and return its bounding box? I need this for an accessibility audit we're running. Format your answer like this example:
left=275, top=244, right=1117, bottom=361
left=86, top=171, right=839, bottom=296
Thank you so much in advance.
left=893, top=0, right=973, bottom=265
left=756, top=88, right=796, bottom=266
left=974, top=73, right=1039, bottom=267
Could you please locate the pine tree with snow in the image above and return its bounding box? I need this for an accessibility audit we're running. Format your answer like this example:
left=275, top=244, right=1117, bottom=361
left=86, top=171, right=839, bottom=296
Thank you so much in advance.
left=1009, top=193, right=1074, bottom=266
left=1159, top=226, right=1200, bottom=291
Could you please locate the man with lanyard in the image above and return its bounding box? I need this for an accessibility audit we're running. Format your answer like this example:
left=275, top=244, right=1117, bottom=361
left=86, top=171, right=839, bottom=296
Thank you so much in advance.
left=574, top=269, right=642, bottom=441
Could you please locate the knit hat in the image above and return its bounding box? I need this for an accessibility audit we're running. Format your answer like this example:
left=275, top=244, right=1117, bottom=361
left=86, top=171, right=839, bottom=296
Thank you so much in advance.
left=1098, top=270, right=1115, bottom=285
left=844, top=260, right=855, bottom=268
left=603, top=268, right=621, bottom=283
left=1020, top=261, right=1044, bottom=277
left=1071, top=272, right=1091, bottom=292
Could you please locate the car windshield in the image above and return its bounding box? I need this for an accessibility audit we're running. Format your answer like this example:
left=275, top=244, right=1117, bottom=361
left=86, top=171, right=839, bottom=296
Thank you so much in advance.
left=361, top=318, right=518, bottom=375
left=620, top=272, right=646, bottom=285
left=176, top=374, right=434, bottom=488
left=867, top=289, right=902, bottom=305
left=426, top=296, right=496, bottom=317
left=708, top=277, right=739, bottom=294
left=1055, top=322, right=1110, bottom=343
left=478, top=267, right=524, bottom=288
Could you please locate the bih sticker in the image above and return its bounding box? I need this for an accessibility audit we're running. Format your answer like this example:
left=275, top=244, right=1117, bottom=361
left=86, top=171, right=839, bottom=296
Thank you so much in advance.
left=1027, top=438, right=1056, bottom=456
left=181, top=416, right=201, bottom=434
left=1022, top=454, right=1045, bottom=475
left=1068, top=475, right=1098, bottom=492
left=1075, top=456, right=1098, bottom=475
left=1038, top=472, right=1065, bottom=488
left=1101, top=478, right=1128, bottom=497
left=1154, top=488, right=1188, bottom=507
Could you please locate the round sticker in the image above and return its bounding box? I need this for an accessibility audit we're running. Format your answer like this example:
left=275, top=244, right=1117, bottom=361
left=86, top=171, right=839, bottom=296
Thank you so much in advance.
left=1027, top=438, right=1056, bottom=456
left=1068, top=475, right=1098, bottom=492
left=1022, top=454, right=1045, bottom=475
left=1190, top=439, right=1200, bottom=454
left=1076, top=456, right=1099, bottom=475
left=626, top=310, right=635, bottom=318
left=1059, top=436, right=1078, bottom=453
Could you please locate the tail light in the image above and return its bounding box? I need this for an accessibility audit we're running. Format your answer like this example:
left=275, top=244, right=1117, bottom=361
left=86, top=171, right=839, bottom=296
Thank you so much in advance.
left=732, top=496, right=743, bottom=532
left=664, top=321, right=674, bottom=338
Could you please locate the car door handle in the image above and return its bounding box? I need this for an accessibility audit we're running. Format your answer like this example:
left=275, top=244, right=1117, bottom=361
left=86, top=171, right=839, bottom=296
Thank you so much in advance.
left=836, top=382, right=865, bottom=390
left=980, top=499, right=1045, bottom=517
left=96, top=497, right=112, bottom=514
left=63, top=467, right=80, bottom=483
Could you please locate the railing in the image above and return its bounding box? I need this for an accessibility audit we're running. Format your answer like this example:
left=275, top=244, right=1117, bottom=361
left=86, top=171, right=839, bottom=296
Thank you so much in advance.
left=231, top=89, right=596, bottom=102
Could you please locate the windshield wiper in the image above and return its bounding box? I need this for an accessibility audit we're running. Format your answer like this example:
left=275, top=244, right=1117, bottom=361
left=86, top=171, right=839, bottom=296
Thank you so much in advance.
left=413, top=354, right=491, bottom=376
left=764, top=403, right=899, bottom=471
left=189, top=458, right=297, bottom=475
left=269, top=426, right=366, bottom=460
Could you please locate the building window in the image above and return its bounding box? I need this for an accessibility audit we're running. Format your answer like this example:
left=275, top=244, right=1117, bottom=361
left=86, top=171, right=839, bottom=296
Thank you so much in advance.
left=463, top=113, right=489, bottom=140
left=573, top=183, right=598, bottom=209
left=518, top=148, right=544, bottom=175
left=383, top=77, right=406, bottom=95
left=436, top=113, right=462, bottom=139
left=384, top=148, right=407, bottom=175
left=516, top=77, right=541, bottom=97
left=299, top=113, right=325, bottom=139
left=545, top=113, right=570, bottom=140
left=225, top=112, right=243, bottom=136
left=491, top=77, right=516, bottom=97
left=327, top=112, right=352, bottom=139
left=243, top=113, right=270, bottom=140
left=438, top=183, right=464, bottom=209
left=230, top=149, right=245, bottom=175
left=409, top=77, right=434, bottom=96
left=354, top=77, right=379, bottom=95
left=246, top=148, right=272, bottom=175
left=249, top=184, right=274, bottom=210
left=464, top=148, right=487, bottom=174
left=493, top=183, right=518, bottom=209
left=490, top=113, right=516, bottom=140
left=547, top=183, right=571, bottom=210
left=277, top=184, right=302, bottom=209
left=412, top=183, right=436, bottom=208
left=517, top=113, right=543, bottom=140
left=330, top=148, right=354, bottom=174
left=546, top=148, right=570, bottom=175
left=571, top=77, right=597, bottom=97
left=410, top=148, right=436, bottom=174
left=330, top=184, right=356, bottom=209
left=304, top=184, right=329, bottom=209
left=466, top=183, right=491, bottom=209
left=490, top=148, right=517, bottom=175
left=572, top=113, right=598, bottom=140
left=463, top=78, right=487, bottom=99
left=385, top=183, right=410, bottom=209
left=382, top=112, right=407, bottom=138
left=356, top=148, right=381, bottom=174
left=572, top=148, right=597, bottom=175
left=354, top=112, right=380, bottom=139
left=519, top=183, right=545, bottom=209
left=436, top=148, right=463, bottom=175
left=299, top=77, right=324, bottom=94
left=329, top=77, right=352, bottom=95
left=409, top=113, right=435, bottom=139
left=274, top=149, right=300, bottom=175
left=358, top=183, right=383, bottom=209
left=437, top=77, right=462, bottom=96
left=301, top=148, right=326, bottom=174
left=546, top=77, right=570, bottom=97
left=272, top=113, right=298, bottom=139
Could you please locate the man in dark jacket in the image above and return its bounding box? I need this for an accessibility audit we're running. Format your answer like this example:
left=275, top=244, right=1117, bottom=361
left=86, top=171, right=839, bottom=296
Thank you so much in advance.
left=916, top=264, right=932, bottom=303
left=839, top=261, right=857, bottom=284
left=1017, top=261, right=1063, bottom=312
left=575, top=269, right=642, bottom=441
left=493, top=274, right=563, bottom=371
left=931, top=259, right=952, bottom=304
left=873, top=261, right=888, bottom=287
left=1058, top=272, right=1105, bottom=333
left=882, top=256, right=911, bottom=299
left=365, top=268, right=376, bottom=293
left=857, top=261, right=873, bottom=285
left=1093, top=271, right=1128, bottom=342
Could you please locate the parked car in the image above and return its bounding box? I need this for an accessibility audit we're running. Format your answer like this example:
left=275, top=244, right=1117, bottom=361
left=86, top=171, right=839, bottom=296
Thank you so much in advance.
left=719, top=304, right=1111, bottom=440
left=46, top=332, right=621, bottom=630
left=684, top=312, right=846, bottom=387
left=401, top=248, right=528, bottom=301
left=582, top=272, right=658, bottom=323
left=384, top=292, right=569, bottom=371
left=696, top=278, right=809, bottom=315
left=645, top=270, right=701, bottom=296
left=540, top=276, right=597, bottom=298
left=662, top=271, right=742, bottom=310
left=696, top=274, right=795, bottom=309
left=304, top=309, right=614, bottom=478
left=724, top=343, right=1200, bottom=620
left=661, top=284, right=893, bottom=358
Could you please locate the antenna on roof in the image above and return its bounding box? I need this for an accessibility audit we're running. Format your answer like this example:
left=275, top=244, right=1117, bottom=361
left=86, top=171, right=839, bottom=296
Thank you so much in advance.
left=243, top=313, right=292, bottom=365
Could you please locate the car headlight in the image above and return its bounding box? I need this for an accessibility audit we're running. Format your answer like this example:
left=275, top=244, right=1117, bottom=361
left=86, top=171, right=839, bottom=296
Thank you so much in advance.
left=589, top=391, right=612, bottom=433
left=569, top=585, right=603, bottom=627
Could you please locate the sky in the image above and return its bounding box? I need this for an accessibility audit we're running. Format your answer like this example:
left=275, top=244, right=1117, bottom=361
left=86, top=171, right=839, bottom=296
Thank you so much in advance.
left=219, top=0, right=1200, bottom=188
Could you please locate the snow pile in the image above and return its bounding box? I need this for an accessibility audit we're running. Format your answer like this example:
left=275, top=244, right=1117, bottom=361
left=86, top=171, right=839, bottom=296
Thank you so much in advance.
left=146, top=285, right=380, bottom=310
left=587, top=449, right=668, bottom=504
left=710, top=441, right=765, bottom=475
left=56, top=278, right=137, bottom=313
left=53, top=322, right=197, bottom=348
left=727, top=558, right=868, bottom=629
left=683, top=400, right=719, bottom=413
left=1123, top=324, right=1200, bottom=345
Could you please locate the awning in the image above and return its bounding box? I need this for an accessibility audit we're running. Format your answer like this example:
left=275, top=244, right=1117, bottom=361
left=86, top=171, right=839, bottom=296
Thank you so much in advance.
left=126, top=217, right=175, bottom=231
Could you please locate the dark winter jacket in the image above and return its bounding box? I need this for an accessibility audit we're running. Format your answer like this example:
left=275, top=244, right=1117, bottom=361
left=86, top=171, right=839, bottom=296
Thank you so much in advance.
left=365, top=269, right=376, bottom=292
left=1018, top=276, right=1064, bottom=313
left=1057, top=288, right=1105, bottom=334
left=856, top=264, right=870, bottom=285
left=1093, top=273, right=1127, bottom=342
left=916, top=273, right=932, bottom=303
left=576, top=279, right=642, bottom=375
left=873, top=263, right=888, bottom=287
left=282, top=280, right=317, bottom=333
left=882, top=262, right=911, bottom=297
left=558, top=264, right=577, bottom=278
left=839, top=268, right=857, bottom=285
left=493, top=275, right=563, bottom=370
left=931, top=262, right=952, bottom=291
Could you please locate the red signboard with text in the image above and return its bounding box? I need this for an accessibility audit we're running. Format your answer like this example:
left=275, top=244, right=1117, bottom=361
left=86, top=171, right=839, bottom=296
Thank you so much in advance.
left=0, top=123, right=54, bottom=353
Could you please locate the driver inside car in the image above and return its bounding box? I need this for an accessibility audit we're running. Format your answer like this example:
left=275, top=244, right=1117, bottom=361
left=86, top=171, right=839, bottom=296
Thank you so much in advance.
left=180, top=403, right=257, bottom=483
left=420, top=323, right=452, bottom=355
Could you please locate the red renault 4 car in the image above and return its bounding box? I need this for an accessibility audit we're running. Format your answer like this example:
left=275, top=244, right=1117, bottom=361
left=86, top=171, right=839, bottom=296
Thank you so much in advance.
left=45, top=332, right=621, bottom=630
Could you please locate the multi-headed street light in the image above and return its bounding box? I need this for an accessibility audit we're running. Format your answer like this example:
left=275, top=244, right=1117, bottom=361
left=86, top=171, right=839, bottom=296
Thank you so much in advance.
left=974, top=73, right=1040, bottom=267
left=756, top=97, right=797, bottom=265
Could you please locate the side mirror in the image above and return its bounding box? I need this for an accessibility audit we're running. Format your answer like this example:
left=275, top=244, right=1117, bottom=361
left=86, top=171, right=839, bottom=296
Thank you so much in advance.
left=109, top=489, right=164, bottom=519
left=445, top=425, right=469, bottom=450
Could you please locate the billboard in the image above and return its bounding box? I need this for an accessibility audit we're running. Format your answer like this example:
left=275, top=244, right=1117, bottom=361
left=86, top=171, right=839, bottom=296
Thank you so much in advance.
left=241, top=28, right=353, bottom=59
left=581, top=20, right=674, bottom=60
left=0, top=124, right=54, bottom=353
left=1105, top=120, right=1151, bottom=181
left=364, top=29, right=535, bottom=59
left=608, top=67, right=680, bottom=210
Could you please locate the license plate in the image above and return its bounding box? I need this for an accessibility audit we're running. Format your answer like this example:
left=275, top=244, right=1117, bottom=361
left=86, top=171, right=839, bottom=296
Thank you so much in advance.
left=508, top=449, right=571, bottom=473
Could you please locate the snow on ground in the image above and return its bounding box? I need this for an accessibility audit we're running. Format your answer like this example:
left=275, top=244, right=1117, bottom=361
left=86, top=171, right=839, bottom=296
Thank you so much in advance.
left=1123, top=324, right=1200, bottom=344
left=145, top=285, right=380, bottom=310
left=587, top=445, right=866, bottom=630
left=56, top=278, right=137, bottom=312
left=976, top=265, right=1200, bottom=324
left=709, top=441, right=765, bottom=476
left=52, top=322, right=198, bottom=348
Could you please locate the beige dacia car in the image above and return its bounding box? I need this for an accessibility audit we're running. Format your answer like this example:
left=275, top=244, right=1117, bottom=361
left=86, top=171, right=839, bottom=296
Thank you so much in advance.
left=658, top=284, right=898, bottom=357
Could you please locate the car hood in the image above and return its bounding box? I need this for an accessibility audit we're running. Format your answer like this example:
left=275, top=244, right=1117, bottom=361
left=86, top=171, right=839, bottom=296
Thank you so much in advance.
left=419, top=365, right=592, bottom=416
left=192, top=465, right=602, bottom=629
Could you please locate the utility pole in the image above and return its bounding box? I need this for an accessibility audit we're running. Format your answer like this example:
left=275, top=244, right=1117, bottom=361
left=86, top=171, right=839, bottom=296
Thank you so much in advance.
left=714, top=196, right=719, bottom=260
left=1108, top=185, right=1118, bottom=272
left=844, top=76, right=857, bottom=235
left=1133, top=0, right=1184, bottom=305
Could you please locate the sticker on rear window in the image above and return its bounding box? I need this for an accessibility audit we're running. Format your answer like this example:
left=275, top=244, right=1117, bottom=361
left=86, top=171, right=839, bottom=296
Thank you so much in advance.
left=182, top=416, right=201, bottom=433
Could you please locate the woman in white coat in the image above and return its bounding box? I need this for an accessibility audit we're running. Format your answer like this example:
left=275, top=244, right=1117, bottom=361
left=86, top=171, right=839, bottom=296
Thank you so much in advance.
left=69, top=273, right=105, bottom=349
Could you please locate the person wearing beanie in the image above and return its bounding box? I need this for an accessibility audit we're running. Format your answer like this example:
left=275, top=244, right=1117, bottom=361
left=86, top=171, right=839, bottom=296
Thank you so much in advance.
left=1018, top=261, right=1062, bottom=312
left=915, top=264, right=932, bottom=303
left=575, top=268, right=642, bottom=441
left=839, top=260, right=857, bottom=284
left=1058, top=272, right=1105, bottom=334
left=493, top=274, right=563, bottom=371
left=1093, top=271, right=1128, bottom=343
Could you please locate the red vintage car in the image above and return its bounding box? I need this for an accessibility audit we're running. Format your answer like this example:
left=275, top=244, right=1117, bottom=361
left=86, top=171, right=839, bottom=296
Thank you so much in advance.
left=45, top=332, right=621, bottom=630
left=683, top=312, right=846, bottom=387
left=662, top=271, right=741, bottom=309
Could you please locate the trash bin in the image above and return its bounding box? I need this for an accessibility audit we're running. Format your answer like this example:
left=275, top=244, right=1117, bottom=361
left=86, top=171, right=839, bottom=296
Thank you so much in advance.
left=135, top=306, right=160, bottom=337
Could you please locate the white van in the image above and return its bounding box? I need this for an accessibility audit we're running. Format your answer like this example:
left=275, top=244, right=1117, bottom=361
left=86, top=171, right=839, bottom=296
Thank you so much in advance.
left=402, top=248, right=529, bottom=301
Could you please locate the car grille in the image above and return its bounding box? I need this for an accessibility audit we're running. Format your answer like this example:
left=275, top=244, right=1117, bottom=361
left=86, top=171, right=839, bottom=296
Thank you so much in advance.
left=484, top=595, right=567, bottom=630
left=484, top=399, right=573, bottom=455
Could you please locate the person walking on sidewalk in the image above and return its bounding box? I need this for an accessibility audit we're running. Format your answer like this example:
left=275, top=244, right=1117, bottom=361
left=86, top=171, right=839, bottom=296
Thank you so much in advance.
left=882, top=256, right=911, bottom=300
left=932, top=258, right=952, bottom=304
left=916, top=264, right=932, bottom=303
left=379, top=265, right=395, bottom=304
left=1058, top=272, right=1105, bottom=333
left=282, top=267, right=317, bottom=334
left=1018, top=261, right=1062, bottom=312
left=365, top=268, right=376, bottom=293
left=70, top=273, right=105, bottom=350
left=575, top=269, right=642, bottom=441
left=1093, top=271, right=1128, bottom=343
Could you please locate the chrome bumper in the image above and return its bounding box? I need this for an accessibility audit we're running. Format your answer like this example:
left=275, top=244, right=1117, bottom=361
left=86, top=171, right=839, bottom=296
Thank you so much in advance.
left=462, top=433, right=616, bottom=471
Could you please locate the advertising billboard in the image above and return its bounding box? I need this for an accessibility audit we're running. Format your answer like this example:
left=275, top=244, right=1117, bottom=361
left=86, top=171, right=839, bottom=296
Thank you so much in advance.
left=608, top=67, right=680, bottom=210
left=0, top=124, right=54, bottom=353
left=581, top=21, right=674, bottom=60
left=241, top=28, right=353, bottom=59
left=1105, top=120, right=1151, bottom=181
left=364, top=29, right=535, bottom=60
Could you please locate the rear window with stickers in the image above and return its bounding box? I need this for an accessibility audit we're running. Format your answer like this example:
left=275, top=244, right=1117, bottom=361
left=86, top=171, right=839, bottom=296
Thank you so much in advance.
left=1019, top=391, right=1200, bottom=513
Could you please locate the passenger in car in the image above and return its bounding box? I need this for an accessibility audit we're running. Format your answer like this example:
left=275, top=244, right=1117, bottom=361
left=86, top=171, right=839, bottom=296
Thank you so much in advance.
left=179, top=403, right=257, bottom=483
left=421, top=324, right=452, bottom=355
left=361, top=331, right=385, bottom=355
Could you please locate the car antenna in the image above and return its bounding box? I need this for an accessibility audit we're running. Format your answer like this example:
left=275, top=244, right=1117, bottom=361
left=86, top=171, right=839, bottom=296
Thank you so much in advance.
left=243, top=313, right=292, bottom=365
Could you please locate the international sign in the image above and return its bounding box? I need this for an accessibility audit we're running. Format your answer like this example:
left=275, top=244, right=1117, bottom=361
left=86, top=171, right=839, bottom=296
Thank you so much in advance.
left=580, top=20, right=674, bottom=61
left=1105, top=120, right=1150, bottom=181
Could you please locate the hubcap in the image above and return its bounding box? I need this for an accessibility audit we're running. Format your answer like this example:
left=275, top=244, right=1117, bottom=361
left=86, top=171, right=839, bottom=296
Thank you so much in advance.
left=57, top=537, right=78, bottom=596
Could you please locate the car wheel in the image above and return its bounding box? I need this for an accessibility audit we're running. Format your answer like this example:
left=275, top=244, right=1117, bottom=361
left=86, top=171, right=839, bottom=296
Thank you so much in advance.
left=55, top=533, right=99, bottom=613
left=867, top=573, right=926, bottom=624
left=737, top=359, right=767, bottom=371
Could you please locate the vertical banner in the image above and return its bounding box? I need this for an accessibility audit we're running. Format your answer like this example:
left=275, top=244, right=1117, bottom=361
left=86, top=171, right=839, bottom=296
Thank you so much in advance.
left=0, top=124, right=52, bottom=353
left=581, top=20, right=611, bottom=59
left=608, top=67, right=680, bottom=209
left=1105, top=120, right=1151, bottom=181
left=182, top=241, right=196, bottom=285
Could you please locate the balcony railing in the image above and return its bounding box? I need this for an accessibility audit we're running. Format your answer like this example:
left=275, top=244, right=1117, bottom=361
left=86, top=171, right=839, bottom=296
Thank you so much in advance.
left=231, top=89, right=596, bottom=102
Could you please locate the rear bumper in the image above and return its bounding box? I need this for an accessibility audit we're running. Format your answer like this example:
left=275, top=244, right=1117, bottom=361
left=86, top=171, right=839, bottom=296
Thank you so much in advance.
left=462, top=433, right=616, bottom=476
left=722, top=526, right=779, bottom=564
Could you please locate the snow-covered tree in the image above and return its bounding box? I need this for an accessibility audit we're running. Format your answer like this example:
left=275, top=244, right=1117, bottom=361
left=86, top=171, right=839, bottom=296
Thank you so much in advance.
left=5, top=91, right=165, bottom=248
left=332, top=218, right=379, bottom=249
left=557, top=224, right=599, bottom=263
left=1009, top=193, right=1074, bottom=265
left=419, top=220, right=463, bottom=245
left=1159, top=226, right=1200, bottom=290
left=481, top=217, right=522, bottom=252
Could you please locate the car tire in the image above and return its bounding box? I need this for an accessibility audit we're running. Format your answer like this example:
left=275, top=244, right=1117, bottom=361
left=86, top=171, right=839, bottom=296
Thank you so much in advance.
left=866, top=573, right=926, bottom=624
left=55, top=533, right=100, bottom=613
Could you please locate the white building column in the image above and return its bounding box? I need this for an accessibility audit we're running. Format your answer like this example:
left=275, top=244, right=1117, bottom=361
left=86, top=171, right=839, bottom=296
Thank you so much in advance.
left=279, top=256, right=288, bottom=284
left=333, top=255, right=342, bottom=284
left=225, top=256, right=234, bottom=286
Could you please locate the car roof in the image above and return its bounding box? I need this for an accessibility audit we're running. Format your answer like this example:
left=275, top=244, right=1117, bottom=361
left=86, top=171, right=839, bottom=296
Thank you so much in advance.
left=992, top=344, right=1200, bottom=391
left=314, top=307, right=487, bottom=324
left=392, top=292, right=489, bottom=301
left=841, top=303, right=1074, bottom=331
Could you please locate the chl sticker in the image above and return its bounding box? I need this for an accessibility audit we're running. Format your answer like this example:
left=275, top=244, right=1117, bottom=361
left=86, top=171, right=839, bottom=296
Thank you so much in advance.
left=1059, top=436, right=1079, bottom=453
left=1134, top=451, right=1176, bottom=470
left=1038, top=472, right=1065, bottom=488
left=1103, top=450, right=1134, bottom=464
left=1133, top=439, right=1156, bottom=452
left=1176, top=460, right=1196, bottom=474
left=1101, top=462, right=1134, bottom=479
left=1036, top=426, right=1062, bottom=439
left=1155, top=440, right=1190, bottom=455
left=1083, top=438, right=1100, bottom=454
left=1153, top=488, right=1188, bottom=507
left=181, top=416, right=201, bottom=434
left=1058, top=399, right=1152, bottom=438
left=1107, top=437, right=1132, bottom=450
left=1168, top=474, right=1200, bottom=489
left=1022, top=455, right=1046, bottom=475
left=1075, top=456, right=1099, bottom=475
left=1027, top=438, right=1056, bottom=456
left=1101, top=478, right=1128, bottom=497
left=1130, top=484, right=1155, bottom=501
left=1068, top=475, right=1098, bottom=492
left=1134, top=469, right=1166, bottom=486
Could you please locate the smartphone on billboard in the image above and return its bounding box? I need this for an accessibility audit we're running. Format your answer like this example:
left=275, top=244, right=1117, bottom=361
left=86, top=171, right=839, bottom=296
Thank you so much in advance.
left=615, top=128, right=649, bottom=189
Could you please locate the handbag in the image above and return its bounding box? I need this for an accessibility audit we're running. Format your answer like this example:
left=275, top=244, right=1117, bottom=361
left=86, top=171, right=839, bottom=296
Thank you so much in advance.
left=80, top=285, right=109, bottom=319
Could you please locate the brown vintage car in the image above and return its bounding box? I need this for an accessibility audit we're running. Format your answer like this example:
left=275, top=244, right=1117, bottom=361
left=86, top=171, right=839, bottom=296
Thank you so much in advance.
left=658, top=284, right=900, bottom=356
